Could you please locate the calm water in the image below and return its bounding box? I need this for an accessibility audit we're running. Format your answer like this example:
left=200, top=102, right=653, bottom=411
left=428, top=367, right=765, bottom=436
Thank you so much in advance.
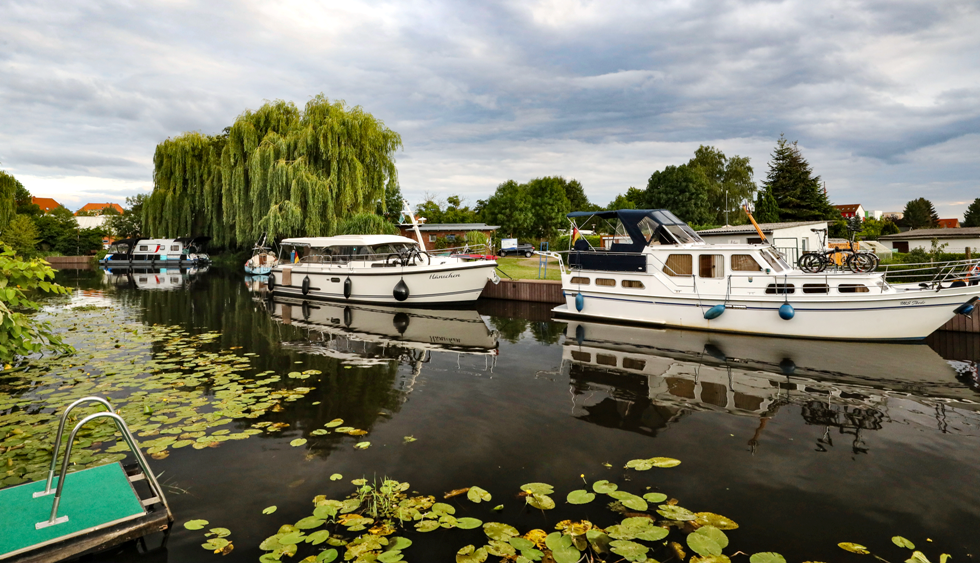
left=9, top=268, right=980, bottom=561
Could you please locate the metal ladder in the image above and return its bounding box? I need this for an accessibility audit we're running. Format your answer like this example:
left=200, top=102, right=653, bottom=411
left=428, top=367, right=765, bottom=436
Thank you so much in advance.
left=33, top=397, right=172, bottom=530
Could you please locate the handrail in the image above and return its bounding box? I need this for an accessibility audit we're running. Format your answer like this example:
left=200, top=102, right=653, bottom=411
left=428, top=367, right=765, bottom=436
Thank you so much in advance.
left=532, top=251, right=566, bottom=275
left=36, top=411, right=171, bottom=530
left=34, top=397, right=114, bottom=498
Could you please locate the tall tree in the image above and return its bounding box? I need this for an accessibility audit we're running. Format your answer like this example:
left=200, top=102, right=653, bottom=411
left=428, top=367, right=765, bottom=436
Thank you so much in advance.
left=962, top=198, right=980, bottom=228
left=0, top=169, right=20, bottom=234
left=763, top=135, right=836, bottom=222
left=5, top=215, right=39, bottom=257
left=33, top=206, right=79, bottom=254
left=481, top=180, right=532, bottom=239
left=688, top=145, right=757, bottom=224
left=526, top=177, right=571, bottom=239
left=901, top=198, right=939, bottom=229
left=643, top=165, right=711, bottom=225
left=377, top=183, right=404, bottom=223
left=754, top=187, right=780, bottom=223
left=562, top=178, right=590, bottom=211
left=107, top=194, right=147, bottom=238
left=145, top=95, right=402, bottom=247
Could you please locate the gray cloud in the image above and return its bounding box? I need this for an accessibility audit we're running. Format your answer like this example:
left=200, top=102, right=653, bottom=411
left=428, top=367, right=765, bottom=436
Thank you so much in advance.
left=0, top=0, right=978, bottom=216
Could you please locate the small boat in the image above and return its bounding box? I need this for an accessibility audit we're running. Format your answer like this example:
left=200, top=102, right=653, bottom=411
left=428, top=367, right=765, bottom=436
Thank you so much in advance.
left=549, top=209, right=980, bottom=341
left=266, top=211, right=499, bottom=305
left=100, top=237, right=211, bottom=268
left=244, top=235, right=278, bottom=275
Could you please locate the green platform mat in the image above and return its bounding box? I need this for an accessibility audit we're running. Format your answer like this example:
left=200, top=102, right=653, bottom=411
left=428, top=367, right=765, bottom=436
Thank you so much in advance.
left=0, top=462, right=146, bottom=559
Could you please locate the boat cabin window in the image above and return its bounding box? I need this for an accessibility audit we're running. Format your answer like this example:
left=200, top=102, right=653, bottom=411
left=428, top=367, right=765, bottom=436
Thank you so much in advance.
left=139, top=245, right=148, bottom=251
left=803, top=283, right=829, bottom=294
left=838, top=284, right=869, bottom=293
left=622, top=357, right=646, bottom=370
left=731, top=254, right=762, bottom=271
left=570, top=277, right=590, bottom=285
left=596, top=354, right=617, bottom=366
left=571, top=351, right=590, bottom=362
left=622, top=280, right=644, bottom=288
left=699, top=255, right=724, bottom=278
left=759, top=248, right=788, bottom=272
left=595, top=278, right=616, bottom=287
left=664, top=254, right=693, bottom=276
left=765, top=283, right=795, bottom=294
left=171, top=245, right=180, bottom=251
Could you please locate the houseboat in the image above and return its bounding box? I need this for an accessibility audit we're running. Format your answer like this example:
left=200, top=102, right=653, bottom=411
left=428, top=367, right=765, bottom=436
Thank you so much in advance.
left=100, top=237, right=211, bottom=267
left=549, top=209, right=980, bottom=341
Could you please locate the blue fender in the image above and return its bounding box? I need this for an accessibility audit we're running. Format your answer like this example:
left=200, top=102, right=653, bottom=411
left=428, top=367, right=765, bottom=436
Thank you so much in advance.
left=703, top=304, right=725, bottom=320
left=779, top=303, right=795, bottom=320
left=953, top=302, right=975, bottom=316
left=575, top=293, right=585, bottom=312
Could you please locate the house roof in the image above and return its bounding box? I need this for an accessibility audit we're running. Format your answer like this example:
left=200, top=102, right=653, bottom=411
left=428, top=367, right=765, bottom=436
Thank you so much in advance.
left=697, top=221, right=827, bottom=235
left=938, top=218, right=960, bottom=228
left=834, top=204, right=862, bottom=213
left=397, top=223, right=499, bottom=232
left=879, top=227, right=980, bottom=240
left=76, top=202, right=124, bottom=215
left=31, top=197, right=61, bottom=213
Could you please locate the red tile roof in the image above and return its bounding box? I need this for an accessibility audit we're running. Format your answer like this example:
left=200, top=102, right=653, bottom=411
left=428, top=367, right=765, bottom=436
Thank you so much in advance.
left=833, top=204, right=862, bottom=213
left=75, top=202, right=124, bottom=215
left=938, top=218, right=960, bottom=228
left=31, top=197, right=62, bottom=213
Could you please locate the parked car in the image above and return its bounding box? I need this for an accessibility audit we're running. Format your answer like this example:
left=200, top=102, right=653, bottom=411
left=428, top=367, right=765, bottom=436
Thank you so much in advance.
left=498, top=243, right=535, bottom=258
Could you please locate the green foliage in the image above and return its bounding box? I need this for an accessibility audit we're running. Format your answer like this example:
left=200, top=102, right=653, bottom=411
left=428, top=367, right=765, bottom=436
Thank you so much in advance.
left=562, top=179, right=591, bottom=211
left=77, top=228, right=108, bottom=255
left=335, top=213, right=399, bottom=235
left=901, top=198, right=940, bottom=229
left=106, top=194, right=147, bottom=238
left=0, top=170, right=18, bottom=233
left=33, top=206, right=78, bottom=255
left=378, top=184, right=404, bottom=223
left=145, top=95, right=402, bottom=247
left=606, top=191, right=637, bottom=211
left=5, top=215, right=39, bottom=257
left=763, top=135, right=836, bottom=222
left=481, top=180, right=533, bottom=239
left=0, top=244, right=74, bottom=362
left=963, top=198, right=980, bottom=228
left=527, top=177, right=571, bottom=239
left=881, top=220, right=900, bottom=236
left=856, top=217, right=899, bottom=241
left=688, top=145, right=757, bottom=224
left=643, top=165, right=711, bottom=224
left=415, top=195, right=479, bottom=224
left=14, top=183, right=40, bottom=217
left=464, top=231, right=489, bottom=248
left=754, top=188, right=779, bottom=224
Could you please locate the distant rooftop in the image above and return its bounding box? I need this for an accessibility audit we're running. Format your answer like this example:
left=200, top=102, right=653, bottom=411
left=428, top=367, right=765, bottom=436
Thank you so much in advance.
left=31, top=197, right=61, bottom=213
left=833, top=204, right=862, bottom=213
left=880, top=227, right=980, bottom=240
left=697, top=221, right=827, bottom=235
left=76, top=202, right=124, bottom=215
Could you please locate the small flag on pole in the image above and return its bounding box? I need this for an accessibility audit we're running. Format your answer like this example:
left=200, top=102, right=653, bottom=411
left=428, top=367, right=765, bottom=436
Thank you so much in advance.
left=572, top=226, right=581, bottom=245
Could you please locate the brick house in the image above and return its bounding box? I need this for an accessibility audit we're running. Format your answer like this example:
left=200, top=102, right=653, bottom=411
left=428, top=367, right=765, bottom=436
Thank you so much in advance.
left=833, top=204, right=865, bottom=220
left=397, top=223, right=499, bottom=252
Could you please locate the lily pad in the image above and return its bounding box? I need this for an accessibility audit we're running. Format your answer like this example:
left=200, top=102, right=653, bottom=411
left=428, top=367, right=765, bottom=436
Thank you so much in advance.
left=892, top=536, right=915, bottom=549
left=607, top=491, right=647, bottom=511
left=484, top=522, right=519, bottom=541
left=415, top=520, right=440, bottom=532
left=184, top=519, right=209, bottom=530
left=838, top=543, right=870, bottom=555
left=432, top=502, right=456, bottom=515
left=330, top=473, right=342, bottom=481
left=520, top=482, right=554, bottom=495
left=527, top=493, right=555, bottom=510
left=353, top=441, right=370, bottom=449
left=290, top=438, right=307, bottom=447
left=688, top=532, right=723, bottom=557
left=487, top=540, right=517, bottom=557
left=695, top=525, right=729, bottom=549
left=658, top=504, right=696, bottom=521
left=695, top=512, right=739, bottom=530
left=467, top=486, right=492, bottom=503
left=509, top=538, right=535, bottom=550
left=566, top=490, right=596, bottom=504
left=553, top=544, right=581, bottom=563
left=749, top=553, right=787, bottom=563
left=456, top=545, right=488, bottom=563
left=643, top=492, right=668, bottom=503
left=316, top=549, right=338, bottom=563
left=325, top=419, right=343, bottom=427
left=457, top=517, right=483, bottom=529
left=610, top=539, right=648, bottom=562
left=592, top=480, right=617, bottom=494
left=387, top=537, right=412, bottom=551
left=306, top=530, right=330, bottom=545
left=202, top=538, right=230, bottom=550
left=295, top=516, right=325, bottom=529
left=208, top=527, right=231, bottom=538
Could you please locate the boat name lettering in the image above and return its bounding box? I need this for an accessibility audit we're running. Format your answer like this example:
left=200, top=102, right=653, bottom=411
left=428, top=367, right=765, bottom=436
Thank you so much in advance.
left=900, top=300, right=925, bottom=306
left=430, top=337, right=462, bottom=344
left=429, top=273, right=461, bottom=280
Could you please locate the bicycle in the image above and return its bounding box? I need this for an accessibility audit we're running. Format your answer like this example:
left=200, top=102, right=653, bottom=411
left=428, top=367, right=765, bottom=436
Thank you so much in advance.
left=797, top=227, right=879, bottom=274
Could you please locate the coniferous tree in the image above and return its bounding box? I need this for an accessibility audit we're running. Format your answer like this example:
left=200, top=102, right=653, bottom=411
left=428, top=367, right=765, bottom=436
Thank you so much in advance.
left=901, top=198, right=940, bottom=229
left=962, top=198, right=980, bottom=228
left=754, top=188, right=780, bottom=223
left=763, top=135, right=835, bottom=222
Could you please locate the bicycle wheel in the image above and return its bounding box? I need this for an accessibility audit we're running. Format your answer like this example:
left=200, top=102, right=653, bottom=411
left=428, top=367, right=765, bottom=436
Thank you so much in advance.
left=847, top=253, right=876, bottom=273
left=798, top=253, right=826, bottom=273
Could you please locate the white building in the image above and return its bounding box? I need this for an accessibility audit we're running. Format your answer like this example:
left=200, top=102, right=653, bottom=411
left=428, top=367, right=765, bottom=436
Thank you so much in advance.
left=697, top=221, right=829, bottom=265
left=878, top=227, right=980, bottom=254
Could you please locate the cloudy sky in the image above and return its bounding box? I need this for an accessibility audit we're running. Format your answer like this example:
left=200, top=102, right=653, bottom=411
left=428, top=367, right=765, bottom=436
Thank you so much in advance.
left=1, top=0, right=978, bottom=217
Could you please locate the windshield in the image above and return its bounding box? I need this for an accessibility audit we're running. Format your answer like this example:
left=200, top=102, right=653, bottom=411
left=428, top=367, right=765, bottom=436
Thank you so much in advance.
left=760, top=248, right=789, bottom=271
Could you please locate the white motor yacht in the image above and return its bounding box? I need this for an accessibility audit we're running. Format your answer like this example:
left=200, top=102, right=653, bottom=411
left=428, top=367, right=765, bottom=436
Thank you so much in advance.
left=549, top=209, right=980, bottom=341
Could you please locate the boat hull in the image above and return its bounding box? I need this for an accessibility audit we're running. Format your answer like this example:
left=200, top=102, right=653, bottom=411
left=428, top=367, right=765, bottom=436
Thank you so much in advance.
left=554, top=285, right=979, bottom=341
left=269, top=261, right=496, bottom=305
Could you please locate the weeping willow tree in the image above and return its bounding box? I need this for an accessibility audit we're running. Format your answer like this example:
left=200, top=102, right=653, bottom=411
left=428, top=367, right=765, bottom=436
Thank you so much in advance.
left=336, top=213, right=400, bottom=235
left=145, top=95, right=402, bottom=248
left=0, top=169, right=19, bottom=234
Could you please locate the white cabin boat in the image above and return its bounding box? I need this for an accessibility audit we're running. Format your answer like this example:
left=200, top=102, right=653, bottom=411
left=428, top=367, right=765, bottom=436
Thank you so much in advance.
left=100, top=237, right=211, bottom=267
left=550, top=209, right=980, bottom=341
left=267, top=234, right=499, bottom=305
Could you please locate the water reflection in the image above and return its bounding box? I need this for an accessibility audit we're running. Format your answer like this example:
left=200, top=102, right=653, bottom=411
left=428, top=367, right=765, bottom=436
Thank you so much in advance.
left=564, top=320, right=980, bottom=452
left=100, top=266, right=210, bottom=291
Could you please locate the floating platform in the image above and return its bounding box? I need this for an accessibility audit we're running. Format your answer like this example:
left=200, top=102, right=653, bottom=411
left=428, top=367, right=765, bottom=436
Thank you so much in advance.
left=0, top=463, right=171, bottom=562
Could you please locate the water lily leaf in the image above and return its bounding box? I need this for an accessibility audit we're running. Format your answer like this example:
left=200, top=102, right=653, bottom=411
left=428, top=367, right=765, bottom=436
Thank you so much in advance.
left=892, top=536, right=915, bottom=549
left=432, top=502, right=456, bottom=515
left=330, top=473, right=342, bottom=481
left=484, top=522, right=519, bottom=541
left=306, top=530, right=330, bottom=545
left=692, top=556, right=732, bottom=563
left=184, top=519, right=209, bottom=530
left=335, top=427, right=355, bottom=433
left=688, top=532, right=723, bottom=556
left=457, top=517, right=484, bottom=529
left=493, top=505, right=504, bottom=511
left=456, top=545, right=488, bottom=563
left=610, top=540, right=648, bottom=562
left=695, top=512, right=739, bottom=530
left=351, top=478, right=367, bottom=486
left=658, top=504, right=696, bottom=521
left=607, top=491, right=647, bottom=511
left=695, top=525, right=729, bottom=549
left=377, top=551, right=403, bottom=563
left=209, top=527, right=231, bottom=538
left=545, top=532, right=564, bottom=551
left=340, top=498, right=361, bottom=513
left=750, top=553, right=787, bottom=563
left=415, top=520, right=439, bottom=532
left=509, top=538, right=535, bottom=551
left=527, top=493, right=555, bottom=510
left=592, top=480, right=617, bottom=494
left=439, top=515, right=458, bottom=528
left=625, top=458, right=655, bottom=471
left=325, top=419, right=343, bottom=427
left=387, top=537, right=412, bottom=551
left=202, top=538, right=230, bottom=550
left=295, top=516, right=325, bottom=530
left=906, top=552, right=930, bottom=563
left=313, top=505, right=338, bottom=519
left=467, top=486, right=492, bottom=503
left=290, top=438, right=307, bottom=447
left=487, top=540, right=517, bottom=557
left=316, top=548, right=338, bottom=562
left=838, top=543, right=870, bottom=555
left=521, top=548, right=545, bottom=562
left=278, top=532, right=305, bottom=546
left=643, top=492, right=668, bottom=503
left=311, top=429, right=329, bottom=436
left=520, top=482, right=554, bottom=495
left=649, top=456, right=681, bottom=467
left=403, top=436, right=417, bottom=443
left=259, top=535, right=282, bottom=551
left=353, top=441, right=370, bottom=449
left=552, top=544, right=581, bottom=563
left=566, top=490, right=595, bottom=504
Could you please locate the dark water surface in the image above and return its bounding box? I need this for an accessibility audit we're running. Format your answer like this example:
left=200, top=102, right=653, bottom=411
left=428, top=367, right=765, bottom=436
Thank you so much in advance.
left=9, top=268, right=980, bottom=562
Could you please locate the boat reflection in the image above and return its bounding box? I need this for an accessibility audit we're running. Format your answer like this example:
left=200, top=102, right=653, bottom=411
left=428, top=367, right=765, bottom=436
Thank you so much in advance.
left=564, top=320, right=980, bottom=451
left=265, top=297, right=499, bottom=380
left=100, top=265, right=210, bottom=290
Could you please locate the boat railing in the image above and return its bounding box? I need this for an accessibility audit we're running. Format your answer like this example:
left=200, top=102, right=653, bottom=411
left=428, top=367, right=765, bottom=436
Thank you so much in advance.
left=879, top=258, right=980, bottom=286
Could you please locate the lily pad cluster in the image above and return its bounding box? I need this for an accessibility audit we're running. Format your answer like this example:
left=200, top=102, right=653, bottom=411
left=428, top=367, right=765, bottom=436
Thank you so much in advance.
left=183, top=519, right=235, bottom=555
left=837, top=536, right=950, bottom=563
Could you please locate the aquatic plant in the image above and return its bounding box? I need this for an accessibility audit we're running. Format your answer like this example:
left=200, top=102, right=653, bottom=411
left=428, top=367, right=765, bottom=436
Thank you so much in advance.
left=0, top=243, right=73, bottom=363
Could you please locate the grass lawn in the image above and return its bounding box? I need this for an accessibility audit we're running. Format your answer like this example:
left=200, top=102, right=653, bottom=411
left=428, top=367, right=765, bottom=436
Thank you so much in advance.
left=493, top=256, right=563, bottom=281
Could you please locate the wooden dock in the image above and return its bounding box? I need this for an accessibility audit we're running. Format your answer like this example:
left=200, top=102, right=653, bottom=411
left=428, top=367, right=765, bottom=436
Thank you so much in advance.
left=482, top=279, right=563, bottom=304
left=43, top=257, right=93, bottom=269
